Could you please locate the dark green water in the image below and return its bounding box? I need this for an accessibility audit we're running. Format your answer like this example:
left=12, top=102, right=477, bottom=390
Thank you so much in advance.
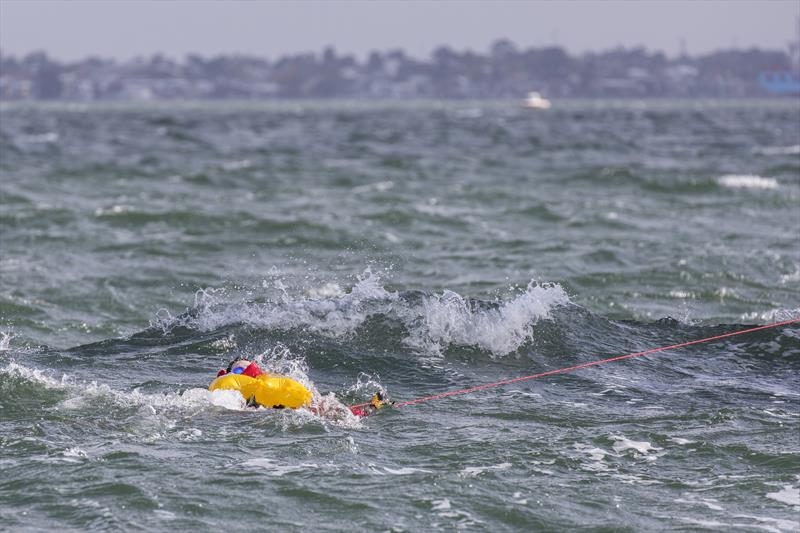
left=1, top=100, right=798, bottom=531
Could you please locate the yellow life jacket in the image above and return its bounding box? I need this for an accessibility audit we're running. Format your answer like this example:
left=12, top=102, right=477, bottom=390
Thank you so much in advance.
left=208, top=373, right=312, bottom=409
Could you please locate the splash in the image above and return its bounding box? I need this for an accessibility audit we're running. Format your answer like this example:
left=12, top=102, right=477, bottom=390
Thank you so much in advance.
left=152, top=269, right=397, bottom=338
left=152, top=271, right=570, bottom=357
left=0, top=359, right=361, bottom=427
left=402, top=282, right=569, bottom=356
left=0, top=331, right=12, bottom=351
left=344, top=372, right=389, bottom=400
left=252, top=346, right=365, bottom=427
left=0, top=360, right=243, bottom=412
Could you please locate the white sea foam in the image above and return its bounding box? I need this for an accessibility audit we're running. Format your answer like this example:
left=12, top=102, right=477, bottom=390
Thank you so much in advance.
left=153, top=269, right=398, bottom=339
left=756, top=145, right=800, bottom=156
left=739, top=308, right=800, bottom=323
left=306, top=282, right=345, bottom=299
left=3, top=361, right=67, bottom=388
left=0, top=331, right=12, bottom=351
left=207, top=389, right=248, bottom=410
left=220, top=159, right=252, bottom=171
left=429, top=498, right=481, bottom=527
left=18, top=132, right=59, bottom=144
left=460, top=462, right=512, bottom=476
left=431, top=498, right=451, bottom=511
left=611, top=435, right=660, bottom=455
left=732, top=514, right=800, bottom=532
left=152, top=271, right=569, bottom=357
left=718, top=174, right=779, bottom=190
left=383, top=467, right=433, bottom=475
left=766, top=485, right=800, bottom=506
left=669, top=290, right=695, bottom=299
left=677, top=515, right=798, bottom=533
left=352, top=180, right=394, bottom=194
left=675, top=496, right=724, bottom=511
left=402, top=282, right=568, bottom=356
left=383, top=231, right=402, bottom=243
left=574, top=443, right=608, bottom=463
left=1, top=359, right=359, bottom=428
left=780, top=268, right=800, bottom=285
left=613, top=473, right=661, bottom=485
left=241, top=458, right=320, bottom=476
left=94, top=204, right=131, bottom=216
left=60, top=447, right=89, bottom=463
left=208, top=334, right=237, bottom=351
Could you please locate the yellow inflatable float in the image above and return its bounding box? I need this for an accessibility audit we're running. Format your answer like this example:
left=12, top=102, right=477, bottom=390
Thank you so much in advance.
left=209, top=359, right=312, bottom=409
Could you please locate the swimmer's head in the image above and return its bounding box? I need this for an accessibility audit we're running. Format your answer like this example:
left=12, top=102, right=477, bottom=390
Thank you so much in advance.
left=216, top=358, right=265, bottom=377
left=226, top=359, right=251, bottom=374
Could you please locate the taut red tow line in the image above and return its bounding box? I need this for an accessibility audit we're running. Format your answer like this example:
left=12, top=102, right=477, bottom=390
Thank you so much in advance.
left=349, top=318, right=799, bottom=414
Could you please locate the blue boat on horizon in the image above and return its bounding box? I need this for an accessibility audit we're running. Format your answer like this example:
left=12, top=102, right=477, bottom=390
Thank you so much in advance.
left=758, top=71, right=800, bottom=95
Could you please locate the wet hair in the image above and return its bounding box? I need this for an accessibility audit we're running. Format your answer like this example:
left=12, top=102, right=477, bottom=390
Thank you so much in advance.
left=226, top=358, right=246, bottom=373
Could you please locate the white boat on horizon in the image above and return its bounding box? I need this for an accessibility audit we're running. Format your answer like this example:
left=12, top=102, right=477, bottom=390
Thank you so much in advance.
left=522, top=91, right=551, bottom=109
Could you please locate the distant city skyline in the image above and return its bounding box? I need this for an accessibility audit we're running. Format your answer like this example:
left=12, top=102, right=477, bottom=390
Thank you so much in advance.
left=1, top=0, right=798, bottom=62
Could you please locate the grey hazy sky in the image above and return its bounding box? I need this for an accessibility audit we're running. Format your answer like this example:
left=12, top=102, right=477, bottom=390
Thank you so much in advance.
left=1, top=0, right=798, bottom=61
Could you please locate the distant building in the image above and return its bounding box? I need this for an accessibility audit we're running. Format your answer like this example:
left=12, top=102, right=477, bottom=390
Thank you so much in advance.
left=1, top=40, right=798, bottom=101
left=758, top=72, right=800, bottom=95
left=757, top=16, right=800, bottom=96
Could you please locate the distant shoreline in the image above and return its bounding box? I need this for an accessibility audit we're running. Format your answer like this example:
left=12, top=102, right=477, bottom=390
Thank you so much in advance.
left=3, top=42, right=798, bottom=100
left=2, top=97, right=798, bottom=109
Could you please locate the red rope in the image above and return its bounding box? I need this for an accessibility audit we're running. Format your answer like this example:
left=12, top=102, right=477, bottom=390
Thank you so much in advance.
left=349, top=318, right=799, bottom=411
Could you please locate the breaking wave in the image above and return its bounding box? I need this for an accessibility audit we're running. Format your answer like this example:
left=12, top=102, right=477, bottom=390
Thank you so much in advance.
left=150, top=271, right=570, bottom=357
left=717, top=174, right=779, bottom=190
left=0, top=357, right=363, bottom=429
left=756, top=144, right=800, bottom=156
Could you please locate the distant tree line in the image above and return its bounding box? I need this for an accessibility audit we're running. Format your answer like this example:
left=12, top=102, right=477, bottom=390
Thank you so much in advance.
left=0, top=40, right=795, bottom=100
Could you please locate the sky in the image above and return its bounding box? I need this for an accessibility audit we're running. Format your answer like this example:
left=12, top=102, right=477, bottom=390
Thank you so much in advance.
left=1, top=0, right=799, bottom=62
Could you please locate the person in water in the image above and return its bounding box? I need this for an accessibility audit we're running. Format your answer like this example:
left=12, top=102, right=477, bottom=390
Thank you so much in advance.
left=212, top=358, right=305, bottom=408
left=216, top=358, right=264, bottom=378
left=212, top=357, right=392, bottom=415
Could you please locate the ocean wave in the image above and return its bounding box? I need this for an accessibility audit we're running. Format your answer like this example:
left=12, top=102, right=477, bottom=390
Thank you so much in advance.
left=0, top=360, right=239, bottom=410
left=717, top=174, right=779, bottom=190
left=16, top=132, right=60, bottom=145
left=739, top=308, right=800, bottom=323
left=151, top=272, right=570, bottom=357
left=151, top=270, right=399, bottom=338
left=0, top=359, right=361, bottom=428
left=399, top=283, right=568, bottom=355
left=756, top=145, right=800, bottom=156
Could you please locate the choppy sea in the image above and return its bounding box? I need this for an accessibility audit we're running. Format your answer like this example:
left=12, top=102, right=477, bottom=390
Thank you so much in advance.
left=1, top=99, right=799, bottom=531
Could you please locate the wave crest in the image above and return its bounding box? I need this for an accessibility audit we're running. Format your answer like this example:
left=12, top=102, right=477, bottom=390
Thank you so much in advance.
left=152, top=272, right=570, bottom=357
left=717, top=174, right=779, bottom=190
left=403, top=283, right=568, bottom=355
